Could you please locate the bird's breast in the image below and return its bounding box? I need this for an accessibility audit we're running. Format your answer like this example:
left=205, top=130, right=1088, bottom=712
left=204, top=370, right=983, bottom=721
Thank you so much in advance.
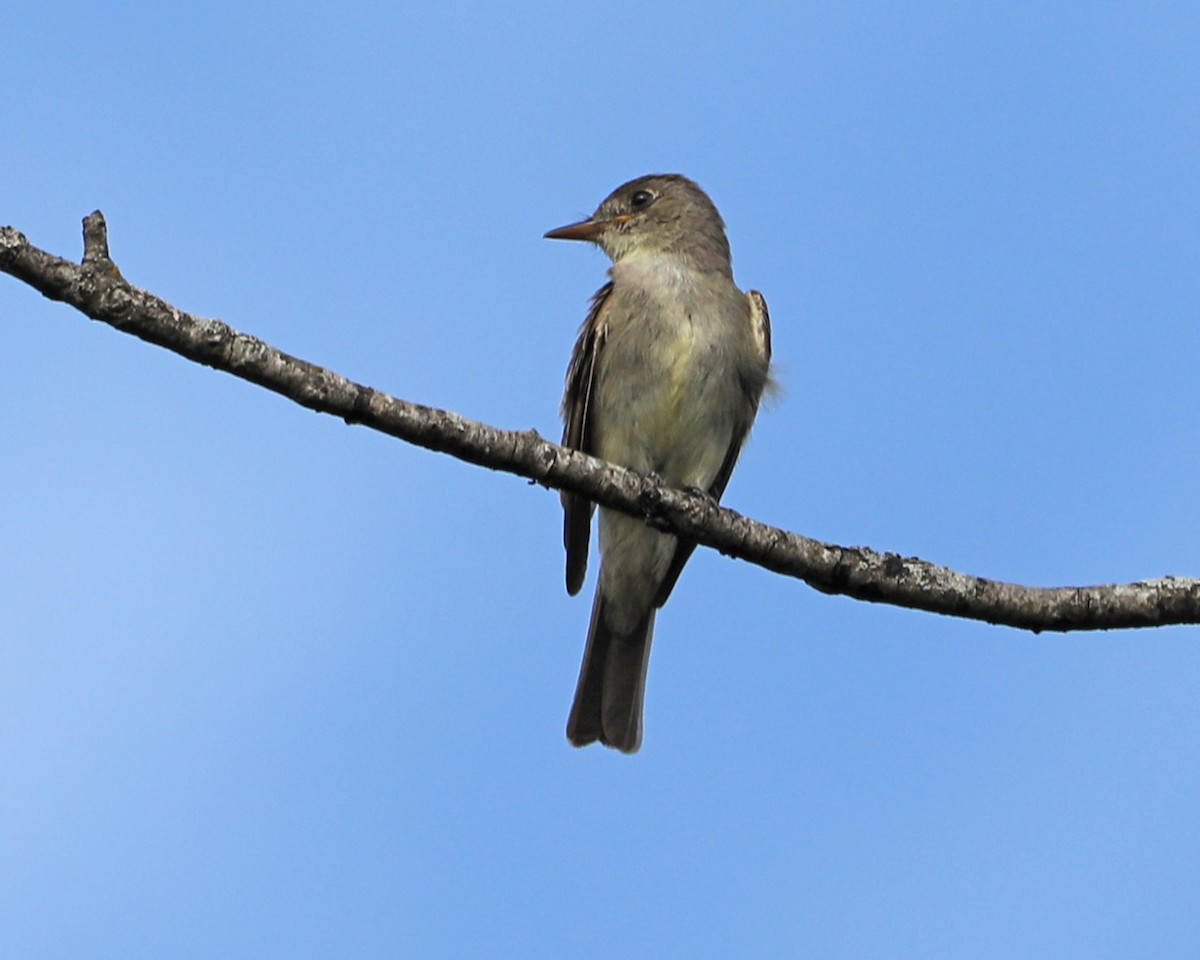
left=592, top=267, right=747, bottom=485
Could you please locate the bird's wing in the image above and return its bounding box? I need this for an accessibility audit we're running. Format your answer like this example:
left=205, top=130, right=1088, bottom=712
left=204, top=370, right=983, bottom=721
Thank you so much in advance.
left=653, top=289, right=772, bottom=608
left=561, top=282, right=612, bottom=596
left=746, top=288, right=773, bottom=369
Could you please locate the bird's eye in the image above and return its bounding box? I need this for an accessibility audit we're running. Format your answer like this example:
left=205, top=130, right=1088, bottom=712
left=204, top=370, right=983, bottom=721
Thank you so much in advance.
left=630, top=189, right=654, bottom=209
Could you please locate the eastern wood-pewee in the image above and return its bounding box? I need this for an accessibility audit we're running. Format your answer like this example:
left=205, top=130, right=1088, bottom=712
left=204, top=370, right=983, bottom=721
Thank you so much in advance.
left=546, top=174, right=773, bottom=753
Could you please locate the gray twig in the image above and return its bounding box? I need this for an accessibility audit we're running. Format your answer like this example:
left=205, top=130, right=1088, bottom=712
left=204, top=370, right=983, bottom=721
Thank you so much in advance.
left=3, top=212, right=1197, bottom=632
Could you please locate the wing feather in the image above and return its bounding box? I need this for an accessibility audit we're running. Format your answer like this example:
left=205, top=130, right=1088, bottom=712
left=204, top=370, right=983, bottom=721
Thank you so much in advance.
left=561, top=283, right=612, bottom=596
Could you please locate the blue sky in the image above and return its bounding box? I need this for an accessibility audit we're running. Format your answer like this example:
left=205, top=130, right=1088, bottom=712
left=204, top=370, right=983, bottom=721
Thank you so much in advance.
left=2, top=3, right=1198, bottom=957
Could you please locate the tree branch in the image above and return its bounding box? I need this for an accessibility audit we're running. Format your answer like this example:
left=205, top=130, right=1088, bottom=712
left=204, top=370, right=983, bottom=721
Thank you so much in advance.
left=3, top=212, right=1198, bottom=632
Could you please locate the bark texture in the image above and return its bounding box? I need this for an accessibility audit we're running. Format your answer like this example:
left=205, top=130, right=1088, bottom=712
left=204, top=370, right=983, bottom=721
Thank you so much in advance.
left=3, top=212, right=1198, bottom=632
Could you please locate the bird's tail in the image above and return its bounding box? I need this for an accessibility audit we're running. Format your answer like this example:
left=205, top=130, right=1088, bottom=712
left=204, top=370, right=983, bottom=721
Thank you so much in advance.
left=566, top=593, right=656, bottom=754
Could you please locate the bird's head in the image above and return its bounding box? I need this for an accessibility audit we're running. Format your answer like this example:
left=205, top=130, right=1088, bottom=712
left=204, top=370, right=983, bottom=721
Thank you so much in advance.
left=545, top=174, right=731, bottom=274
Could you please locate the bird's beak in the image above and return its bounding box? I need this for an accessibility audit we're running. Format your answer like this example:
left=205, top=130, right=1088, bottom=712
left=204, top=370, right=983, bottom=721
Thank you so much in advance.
left=544, top=214, right=630, bottom=242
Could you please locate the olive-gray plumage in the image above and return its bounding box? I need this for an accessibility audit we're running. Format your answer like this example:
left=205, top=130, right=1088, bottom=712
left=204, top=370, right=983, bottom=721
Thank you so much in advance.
left=546, top=174, right=772, bottom=753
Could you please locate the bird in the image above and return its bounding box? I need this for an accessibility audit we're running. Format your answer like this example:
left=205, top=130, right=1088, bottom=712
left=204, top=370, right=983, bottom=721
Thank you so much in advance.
left=545, top=174, right=772, bottom=753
